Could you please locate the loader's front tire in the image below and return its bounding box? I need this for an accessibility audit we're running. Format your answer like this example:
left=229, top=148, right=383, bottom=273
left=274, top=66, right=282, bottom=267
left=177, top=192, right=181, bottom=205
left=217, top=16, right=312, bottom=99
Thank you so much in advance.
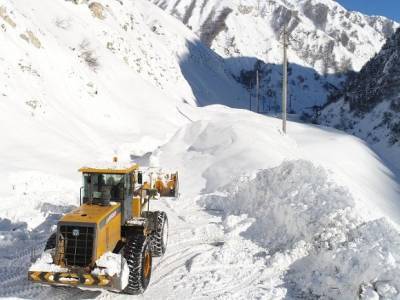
left=150, top=211, right=168, bottom=257
left=44, top=233, right=56, bottom=250
left=123, top=235, right=152, bottom=295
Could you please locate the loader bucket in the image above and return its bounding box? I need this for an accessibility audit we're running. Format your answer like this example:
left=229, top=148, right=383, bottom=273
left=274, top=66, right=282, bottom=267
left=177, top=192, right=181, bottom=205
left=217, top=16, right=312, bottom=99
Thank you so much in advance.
left=155, top=172, right=179, bottom=197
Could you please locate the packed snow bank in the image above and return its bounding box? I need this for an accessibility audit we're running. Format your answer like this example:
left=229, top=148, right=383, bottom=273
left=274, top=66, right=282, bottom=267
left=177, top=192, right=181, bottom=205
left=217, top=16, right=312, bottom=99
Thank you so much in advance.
left=29, top=250, right=67, bottom=273
left=201, top=160, right=400, bottom=299
left=92, top=252, right=129, bottom=290
left=153, top=105, right=297, bottom=197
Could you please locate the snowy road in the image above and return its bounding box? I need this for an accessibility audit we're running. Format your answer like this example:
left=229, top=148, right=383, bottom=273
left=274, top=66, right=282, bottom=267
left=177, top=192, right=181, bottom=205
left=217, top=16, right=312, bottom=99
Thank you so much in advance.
left=127, top=197, right=282, bottom=300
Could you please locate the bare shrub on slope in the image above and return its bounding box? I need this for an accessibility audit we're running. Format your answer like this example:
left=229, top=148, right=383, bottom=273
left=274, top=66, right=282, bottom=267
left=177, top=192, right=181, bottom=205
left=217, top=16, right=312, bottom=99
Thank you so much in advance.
left=79, top=39, right=100, bottom=71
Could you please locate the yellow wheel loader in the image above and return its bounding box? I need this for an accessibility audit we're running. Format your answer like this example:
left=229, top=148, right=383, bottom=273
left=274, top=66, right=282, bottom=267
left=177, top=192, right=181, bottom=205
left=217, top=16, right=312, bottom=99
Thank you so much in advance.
left=28, top=160, right=179, bottom=294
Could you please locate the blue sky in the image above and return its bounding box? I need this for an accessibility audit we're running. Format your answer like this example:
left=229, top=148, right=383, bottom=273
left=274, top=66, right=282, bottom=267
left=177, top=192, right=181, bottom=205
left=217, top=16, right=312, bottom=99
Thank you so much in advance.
left=336, top=0, right=400, bottom=21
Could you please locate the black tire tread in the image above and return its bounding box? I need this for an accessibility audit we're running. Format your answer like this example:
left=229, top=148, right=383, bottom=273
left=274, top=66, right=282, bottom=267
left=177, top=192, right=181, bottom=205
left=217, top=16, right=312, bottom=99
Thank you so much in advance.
left=123, top=235, right=152, bottom=295
left=150, top=211, right=168, bottom=257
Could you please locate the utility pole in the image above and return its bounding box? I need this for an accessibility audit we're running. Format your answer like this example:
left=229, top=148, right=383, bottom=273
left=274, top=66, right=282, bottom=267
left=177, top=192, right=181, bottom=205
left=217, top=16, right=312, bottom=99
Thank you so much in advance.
left=282, top=25, right=288, bottom=134
left=249, top=80, right=252, bottom=111
left=256, top=69, right=260, bottom=113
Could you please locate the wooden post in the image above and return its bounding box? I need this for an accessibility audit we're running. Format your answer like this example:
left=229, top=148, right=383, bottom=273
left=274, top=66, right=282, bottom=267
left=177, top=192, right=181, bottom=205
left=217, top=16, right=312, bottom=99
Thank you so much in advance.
left=249, top=80, right=252, bottom=111
left=282, top=26, right=288, bottom=134
left=256, top=69, right=260, bottom=113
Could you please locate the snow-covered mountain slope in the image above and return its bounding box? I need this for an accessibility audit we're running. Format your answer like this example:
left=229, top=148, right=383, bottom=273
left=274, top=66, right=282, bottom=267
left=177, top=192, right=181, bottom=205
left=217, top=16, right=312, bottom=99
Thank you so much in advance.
left=0, top=0, right=249, bottom=225
left=152, top=0, right=397, bottom=71
left=321, top=27, right=400, bottom=172
left=3, top=105, right=400, bottom=299
left=150, top=0, right=399, bottom=112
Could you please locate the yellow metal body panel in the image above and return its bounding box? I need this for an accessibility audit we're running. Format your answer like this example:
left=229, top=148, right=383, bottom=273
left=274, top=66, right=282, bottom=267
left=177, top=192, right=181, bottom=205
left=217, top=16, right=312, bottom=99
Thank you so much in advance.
left=78, top=163, right=139, bottom=174
left=96, top=210, right=121, bottom=259
left=132, top=196, right=141, bottom=218
left=60, top=203, right=120, bottom=224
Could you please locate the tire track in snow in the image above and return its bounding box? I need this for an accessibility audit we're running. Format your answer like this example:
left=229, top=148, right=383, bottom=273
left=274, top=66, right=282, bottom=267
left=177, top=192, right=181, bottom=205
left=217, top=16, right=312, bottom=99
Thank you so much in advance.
left=196, top=266, right=265, bottom=299
left=134, top=198, right=273, bottom=299
left=151, top=244, right=214, bottom=286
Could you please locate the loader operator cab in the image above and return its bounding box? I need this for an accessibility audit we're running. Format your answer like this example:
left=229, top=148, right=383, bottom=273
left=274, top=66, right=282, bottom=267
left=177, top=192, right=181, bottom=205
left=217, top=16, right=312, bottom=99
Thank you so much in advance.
left=79, top=162, right=142, bottom=207
left=82, top=173, right=132, bottom=205
left=78, top=162, right=143, bottom=228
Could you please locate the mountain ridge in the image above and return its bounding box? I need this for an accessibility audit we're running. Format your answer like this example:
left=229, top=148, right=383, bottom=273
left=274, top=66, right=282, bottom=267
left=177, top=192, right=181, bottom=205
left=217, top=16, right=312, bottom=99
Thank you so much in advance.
left=149, top=0, right=399, bottom=112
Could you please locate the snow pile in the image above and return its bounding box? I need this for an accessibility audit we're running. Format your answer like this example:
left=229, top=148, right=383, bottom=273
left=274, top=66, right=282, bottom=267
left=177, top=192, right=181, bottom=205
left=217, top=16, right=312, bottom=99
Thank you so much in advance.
left=29, top=250, right=67, bottom=273
left=201, top=160, right=400, bottom=299
left=203, top=160, right=357, bottom=250
left=92, top=252, right=129, bottom=289
left=287, top=219, right=400, bottom=299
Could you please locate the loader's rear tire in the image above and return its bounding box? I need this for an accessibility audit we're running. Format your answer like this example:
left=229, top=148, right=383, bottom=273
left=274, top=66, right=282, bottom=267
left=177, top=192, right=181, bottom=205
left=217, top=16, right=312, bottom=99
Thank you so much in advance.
left=44, top=233, right=56, bottom=250
left=150, top=211, right=168, bottom=257
left=123, top=235, right=152, bottom=295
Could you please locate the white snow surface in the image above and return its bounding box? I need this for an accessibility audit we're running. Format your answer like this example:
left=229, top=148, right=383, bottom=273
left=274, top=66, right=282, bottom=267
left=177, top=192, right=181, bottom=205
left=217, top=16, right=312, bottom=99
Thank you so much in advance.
left=92, top=251, right=124, bottom=277
left=29, top=251, right=67, bottom=273
left=92, top=252, right=129, bottom=290
left=2, top=103, right=400, bottom=299
left=1, top=0, right=400, bottom=299
left=0, top=0, right=247, bottom=228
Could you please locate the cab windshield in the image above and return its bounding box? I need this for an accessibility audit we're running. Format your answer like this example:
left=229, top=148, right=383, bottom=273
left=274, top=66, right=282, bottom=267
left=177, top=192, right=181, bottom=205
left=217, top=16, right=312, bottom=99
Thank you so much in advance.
left=83, top=173, right=125, bottom=204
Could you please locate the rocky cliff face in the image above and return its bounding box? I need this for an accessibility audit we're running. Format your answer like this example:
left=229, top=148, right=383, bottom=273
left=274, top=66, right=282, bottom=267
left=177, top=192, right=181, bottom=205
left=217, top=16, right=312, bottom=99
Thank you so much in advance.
left=321, top=28, right=400, bottom=161
left=344, top=28, right=400, bottom=115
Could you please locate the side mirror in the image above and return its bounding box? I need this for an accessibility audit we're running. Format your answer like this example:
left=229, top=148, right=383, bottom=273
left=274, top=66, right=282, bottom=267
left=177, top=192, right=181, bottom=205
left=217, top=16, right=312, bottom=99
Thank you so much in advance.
left=79, top=186, right=84, bottom=205
left=137, top=171, right=143, bottom=185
